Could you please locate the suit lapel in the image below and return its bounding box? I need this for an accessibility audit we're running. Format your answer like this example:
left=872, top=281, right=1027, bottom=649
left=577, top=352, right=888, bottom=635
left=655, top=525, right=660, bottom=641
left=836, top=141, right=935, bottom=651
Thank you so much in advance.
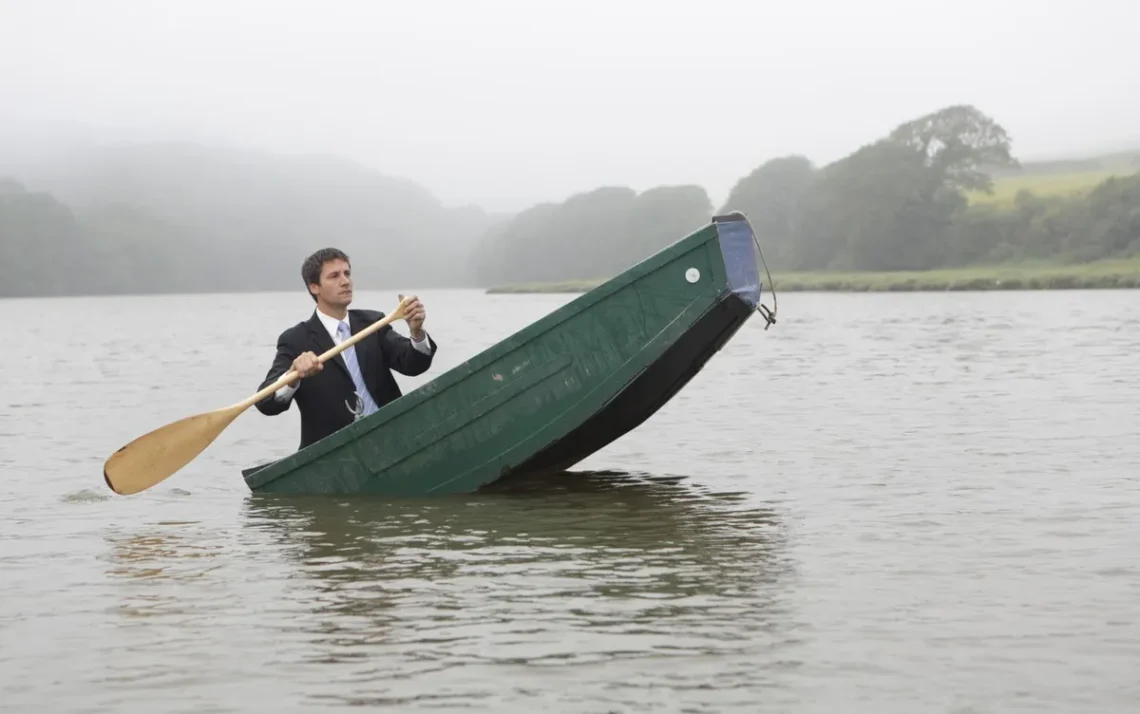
left=305, top=312, right=350, bottom=380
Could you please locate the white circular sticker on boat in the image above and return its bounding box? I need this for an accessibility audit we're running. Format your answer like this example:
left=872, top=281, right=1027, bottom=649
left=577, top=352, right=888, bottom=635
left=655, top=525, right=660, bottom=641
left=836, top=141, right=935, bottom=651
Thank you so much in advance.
left=685, top=267, right=700, bottom=283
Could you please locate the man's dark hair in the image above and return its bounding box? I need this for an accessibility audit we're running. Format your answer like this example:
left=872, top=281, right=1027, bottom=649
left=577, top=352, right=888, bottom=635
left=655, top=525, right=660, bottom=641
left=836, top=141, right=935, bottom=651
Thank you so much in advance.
left=301, top=247, right=350, bottom=301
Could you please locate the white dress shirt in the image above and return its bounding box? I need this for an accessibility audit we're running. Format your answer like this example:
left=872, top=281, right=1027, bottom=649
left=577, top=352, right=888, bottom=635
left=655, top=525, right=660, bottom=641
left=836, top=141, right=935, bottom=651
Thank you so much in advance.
left=274, top=308, right=433, bottom=402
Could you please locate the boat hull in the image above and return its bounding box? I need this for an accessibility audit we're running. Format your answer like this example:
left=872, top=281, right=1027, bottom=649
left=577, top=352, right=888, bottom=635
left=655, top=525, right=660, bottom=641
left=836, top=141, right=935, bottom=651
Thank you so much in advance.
left=243, top=211, right=768, bottom=495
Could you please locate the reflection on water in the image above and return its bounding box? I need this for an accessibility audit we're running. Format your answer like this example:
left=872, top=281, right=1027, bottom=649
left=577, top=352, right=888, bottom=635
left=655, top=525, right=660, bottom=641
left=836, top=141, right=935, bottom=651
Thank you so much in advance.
left=236, top=470, right=796, bottom=707
left=105, top=522, right=223, bottom=580
left=102, top=522, right=230, bottom=626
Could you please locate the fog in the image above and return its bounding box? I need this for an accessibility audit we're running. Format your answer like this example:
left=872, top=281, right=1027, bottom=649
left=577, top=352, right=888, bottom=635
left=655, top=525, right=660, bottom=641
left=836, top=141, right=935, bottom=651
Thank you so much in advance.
left=2, top=0, right=1136, bottom=212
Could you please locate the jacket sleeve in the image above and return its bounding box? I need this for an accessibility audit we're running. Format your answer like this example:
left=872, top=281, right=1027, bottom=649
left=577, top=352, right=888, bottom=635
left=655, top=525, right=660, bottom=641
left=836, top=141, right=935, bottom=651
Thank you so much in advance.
left=256, top=329, right=302, bottom=415
left=379, top=325, right=436, bottom=376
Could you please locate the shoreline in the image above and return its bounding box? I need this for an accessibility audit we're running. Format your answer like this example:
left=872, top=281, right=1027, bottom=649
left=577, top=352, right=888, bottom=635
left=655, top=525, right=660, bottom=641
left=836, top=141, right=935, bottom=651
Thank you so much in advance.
left=485, top=260, right=1140, bottom=294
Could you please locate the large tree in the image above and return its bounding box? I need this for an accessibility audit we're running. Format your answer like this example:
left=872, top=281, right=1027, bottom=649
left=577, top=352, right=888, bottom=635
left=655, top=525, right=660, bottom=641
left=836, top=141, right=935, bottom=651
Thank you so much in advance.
left=887, top=103, right=1019, bottom=199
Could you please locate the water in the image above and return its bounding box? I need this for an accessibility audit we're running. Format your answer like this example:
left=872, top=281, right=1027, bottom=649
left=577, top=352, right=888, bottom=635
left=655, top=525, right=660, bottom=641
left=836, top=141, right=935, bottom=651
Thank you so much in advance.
left=1, top=288, right=1138, bottom=712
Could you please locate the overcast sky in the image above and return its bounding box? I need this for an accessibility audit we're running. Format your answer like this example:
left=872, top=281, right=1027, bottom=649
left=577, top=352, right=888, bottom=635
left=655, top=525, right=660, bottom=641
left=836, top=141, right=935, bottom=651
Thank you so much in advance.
left=1, top=0, right=1136, bottom=211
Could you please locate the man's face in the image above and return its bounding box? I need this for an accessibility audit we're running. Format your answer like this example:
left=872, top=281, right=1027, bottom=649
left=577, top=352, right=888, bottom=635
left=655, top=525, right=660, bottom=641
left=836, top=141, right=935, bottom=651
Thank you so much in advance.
left=310, top=258, right=353, bottom=307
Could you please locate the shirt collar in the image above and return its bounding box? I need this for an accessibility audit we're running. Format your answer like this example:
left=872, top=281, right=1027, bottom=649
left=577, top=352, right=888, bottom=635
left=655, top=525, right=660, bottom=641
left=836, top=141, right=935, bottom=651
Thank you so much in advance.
left=315, top=307, right=348, bottom=340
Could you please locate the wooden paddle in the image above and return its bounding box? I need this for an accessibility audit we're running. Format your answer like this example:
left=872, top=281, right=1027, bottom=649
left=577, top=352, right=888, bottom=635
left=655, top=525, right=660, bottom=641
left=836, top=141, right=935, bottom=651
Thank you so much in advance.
left=103, top=296, right=413, bottom=495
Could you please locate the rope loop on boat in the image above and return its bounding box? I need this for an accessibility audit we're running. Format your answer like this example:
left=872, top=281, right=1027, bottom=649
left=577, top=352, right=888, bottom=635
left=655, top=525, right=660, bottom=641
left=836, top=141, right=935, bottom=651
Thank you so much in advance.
left=750, top=224, right=778, bottom=331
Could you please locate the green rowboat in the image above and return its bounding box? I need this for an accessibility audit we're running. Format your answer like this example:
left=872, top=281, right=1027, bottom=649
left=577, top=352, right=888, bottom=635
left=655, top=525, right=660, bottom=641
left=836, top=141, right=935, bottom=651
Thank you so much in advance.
left=241, top=211, right=776, bottom=495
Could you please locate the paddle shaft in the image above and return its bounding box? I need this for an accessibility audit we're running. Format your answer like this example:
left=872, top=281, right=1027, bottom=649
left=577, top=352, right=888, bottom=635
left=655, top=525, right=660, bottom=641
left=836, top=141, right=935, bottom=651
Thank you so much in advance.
left=235, top=305, right=406, bottom=410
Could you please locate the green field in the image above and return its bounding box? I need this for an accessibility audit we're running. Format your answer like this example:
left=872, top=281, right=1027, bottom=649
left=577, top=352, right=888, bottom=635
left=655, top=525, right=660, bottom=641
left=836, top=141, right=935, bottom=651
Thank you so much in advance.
left=969, top=155, right=1139, bottom=206
left=486, top=258, right=1140, bottom=294
left=970, top=170, right=1124, bottom=205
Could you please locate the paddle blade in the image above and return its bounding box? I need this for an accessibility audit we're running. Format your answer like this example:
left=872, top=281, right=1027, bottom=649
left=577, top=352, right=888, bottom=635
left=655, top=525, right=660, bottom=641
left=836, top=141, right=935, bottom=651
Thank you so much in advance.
left=103, top=406, right=241, bottom=495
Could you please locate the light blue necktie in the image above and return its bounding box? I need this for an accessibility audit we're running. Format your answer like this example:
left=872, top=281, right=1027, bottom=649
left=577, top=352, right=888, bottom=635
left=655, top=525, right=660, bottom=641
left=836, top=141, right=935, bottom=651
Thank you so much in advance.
left=337, top=320, right=379, bottom=417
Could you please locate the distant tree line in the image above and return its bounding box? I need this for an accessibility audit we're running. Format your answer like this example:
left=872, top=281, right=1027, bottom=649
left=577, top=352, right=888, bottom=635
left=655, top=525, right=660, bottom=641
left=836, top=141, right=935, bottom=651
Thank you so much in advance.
left=476, top=104, right=1140, bottom=284
left=474, top=185, right=713, bottom=286
left=717, top=105, right=1140, bottom=272
left=2, top=106, right=1138, bottom=298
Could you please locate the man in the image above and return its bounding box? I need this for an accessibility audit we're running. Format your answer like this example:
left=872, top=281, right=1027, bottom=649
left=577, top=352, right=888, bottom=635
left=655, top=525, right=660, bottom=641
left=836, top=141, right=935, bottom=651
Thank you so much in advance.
left=255, top=247, right=437, bottom=450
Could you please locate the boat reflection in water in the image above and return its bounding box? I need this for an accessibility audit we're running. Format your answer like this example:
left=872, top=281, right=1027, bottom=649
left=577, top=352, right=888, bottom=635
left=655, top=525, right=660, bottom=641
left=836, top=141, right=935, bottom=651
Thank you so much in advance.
left=239, top=470, right=798, bottom=706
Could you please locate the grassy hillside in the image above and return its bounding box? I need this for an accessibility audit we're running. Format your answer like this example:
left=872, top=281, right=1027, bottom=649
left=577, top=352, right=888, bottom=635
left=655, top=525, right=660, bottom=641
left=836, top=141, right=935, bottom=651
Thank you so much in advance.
left=972, top=169, right=1125, bottom=205
left=969, top=151, right=1140, bottom=206
left=970, top=168, right=1138, bottom=206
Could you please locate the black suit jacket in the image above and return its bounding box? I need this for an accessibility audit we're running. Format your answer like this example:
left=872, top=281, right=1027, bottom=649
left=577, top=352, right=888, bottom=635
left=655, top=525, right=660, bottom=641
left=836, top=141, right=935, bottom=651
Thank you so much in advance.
left=255, top=308, right=437, bottom=450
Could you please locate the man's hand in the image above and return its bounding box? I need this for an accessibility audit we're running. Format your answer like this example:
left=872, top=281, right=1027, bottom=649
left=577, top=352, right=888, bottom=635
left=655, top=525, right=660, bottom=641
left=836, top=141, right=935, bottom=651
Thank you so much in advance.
left=291, top=350, right=323, bottom=378
left=399, top=294, right=427, bottom=338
